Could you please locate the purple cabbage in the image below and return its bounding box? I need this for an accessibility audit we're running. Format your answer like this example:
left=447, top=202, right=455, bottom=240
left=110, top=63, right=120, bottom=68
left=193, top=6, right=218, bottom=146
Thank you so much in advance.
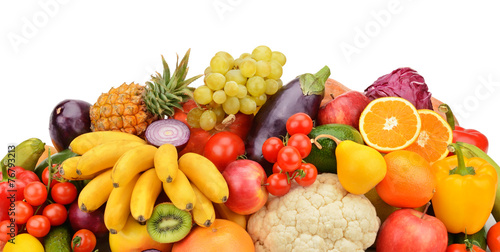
left=364, top=67, right=433, bottom=110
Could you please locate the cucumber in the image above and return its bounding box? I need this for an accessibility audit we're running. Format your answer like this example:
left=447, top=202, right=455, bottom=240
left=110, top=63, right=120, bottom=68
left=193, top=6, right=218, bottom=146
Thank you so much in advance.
left=34, top=149, right=78, bottom=179
left=0, top=138, right=45, bottom=172
left=448, top=226, right=487, bottom=250
left=304, top=124, right=364, bottom=173
left=44, top=224, right=72, bottom=252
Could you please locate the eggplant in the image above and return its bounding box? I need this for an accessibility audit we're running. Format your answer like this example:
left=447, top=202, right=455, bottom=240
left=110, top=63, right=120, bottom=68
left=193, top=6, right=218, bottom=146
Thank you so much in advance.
left=245, top=66, right=330, bottom=175
left=49, top=99, right=92, bottom=152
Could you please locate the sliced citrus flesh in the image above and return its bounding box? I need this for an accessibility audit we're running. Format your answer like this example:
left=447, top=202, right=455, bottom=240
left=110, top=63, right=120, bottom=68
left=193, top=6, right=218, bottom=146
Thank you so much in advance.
left=404, top=109, right=453, bottom=164
left=359, top=97, right=421, bottom=152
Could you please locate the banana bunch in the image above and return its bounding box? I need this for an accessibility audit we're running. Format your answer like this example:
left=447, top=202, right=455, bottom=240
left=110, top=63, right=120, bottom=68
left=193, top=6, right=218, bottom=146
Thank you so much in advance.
left=67, top=131, right=245, bottom=234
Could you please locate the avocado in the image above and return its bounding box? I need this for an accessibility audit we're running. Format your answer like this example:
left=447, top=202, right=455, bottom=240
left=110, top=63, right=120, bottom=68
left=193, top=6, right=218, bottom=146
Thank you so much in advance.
left=304, top=124, right=364, bottom=173
left=44, top=224, right=72, bottom=252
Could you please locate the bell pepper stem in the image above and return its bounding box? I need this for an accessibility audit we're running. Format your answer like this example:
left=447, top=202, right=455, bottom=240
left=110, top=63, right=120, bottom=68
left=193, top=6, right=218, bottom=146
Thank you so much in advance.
left=1, top=163, right=7, bottom=182
left=438, top=104, right=456, bottom=130
left=448, top=143, right=475, bottom=176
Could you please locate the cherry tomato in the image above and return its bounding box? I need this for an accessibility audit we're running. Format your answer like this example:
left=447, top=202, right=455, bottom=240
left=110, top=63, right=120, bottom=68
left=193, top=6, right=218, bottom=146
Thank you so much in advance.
left=24, top=182, right=48, bottom=206
left=42, top=165, right=63, bottom=188
left=272, top=163, right=283, bottom=174
left=42, top=203, right=67, bottom=226
left=266, top=173, right=291, bottom=196
left=203, top=132, right=245, bottom=172
left=287, top=133, right=312, bottom=158
left=14, top=201, right=33, bottom=224
left=72, top=229, right=97, bottom=252
left=487, top=221, right=500, bottom=252
left=277, top=146, right=302, bottom=173
left=286, top=113, right=313, bottom=135
left=6, top=166, right=25, bottom=178
left=51, top=182, right=77, bottom=205
left=26, top=215, right=50, bottom=238
left=294, top=163, right=318, bottom=187
left=17, top=170, right=40, bottom=184
left=262, top=137, right=285, bottom=163
left=7, top=179, right=27, bottom=202
left=0, top=220, right=17, bottom=242
left=445, top=243, right=484, bottom=252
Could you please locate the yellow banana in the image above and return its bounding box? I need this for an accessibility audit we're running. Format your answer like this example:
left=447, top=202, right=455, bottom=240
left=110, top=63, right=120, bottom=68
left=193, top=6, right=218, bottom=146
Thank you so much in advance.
left=162, top=169, right=196, bottom=211
left=213, top=203, right=247, bottom=230
left=191, top=182, right=215, bottom=228
left=154, top=143, right=179, bottom=183
left=70, top=131, right=146, bottom=155
left=111, top=144, right=157, bottom=188
left=76, top=140, right=145, bottom=176
left=60, top=156, right=97, bottom=180
left=130, top=168, right=162, bottom=223
left=105, top=173, right=140, bottom=234
left=78, top=169, right=113, bottom=212
left=178, top=153, right=229, bottom=203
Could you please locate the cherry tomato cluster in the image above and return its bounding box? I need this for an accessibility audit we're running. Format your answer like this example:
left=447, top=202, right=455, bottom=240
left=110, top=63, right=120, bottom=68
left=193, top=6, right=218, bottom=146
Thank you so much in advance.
left=262, top=113, right=318, bottom=196
left=0, top=164, right=77, bottom=242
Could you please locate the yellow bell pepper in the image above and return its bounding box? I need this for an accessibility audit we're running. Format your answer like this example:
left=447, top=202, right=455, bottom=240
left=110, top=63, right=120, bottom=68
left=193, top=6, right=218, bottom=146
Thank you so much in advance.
left=431, top=143, right=497, bottom=234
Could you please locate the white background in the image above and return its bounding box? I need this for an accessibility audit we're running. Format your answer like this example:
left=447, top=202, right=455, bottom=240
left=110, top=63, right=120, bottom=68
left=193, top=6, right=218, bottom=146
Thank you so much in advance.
left=1, top=0, right=500, bottom=239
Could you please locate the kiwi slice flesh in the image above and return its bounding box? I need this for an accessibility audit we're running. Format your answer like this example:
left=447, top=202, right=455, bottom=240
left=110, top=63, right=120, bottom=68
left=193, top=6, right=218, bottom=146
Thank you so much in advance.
left=146, top=203, right=192, bottom=243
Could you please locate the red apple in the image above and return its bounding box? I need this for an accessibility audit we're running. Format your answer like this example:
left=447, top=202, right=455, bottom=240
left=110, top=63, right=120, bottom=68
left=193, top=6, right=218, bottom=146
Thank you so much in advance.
left=222, top=160, right=268, bottom=215
left=317, top=90, right=371, bottom=130
left=376, top=207, right=448, bottom=252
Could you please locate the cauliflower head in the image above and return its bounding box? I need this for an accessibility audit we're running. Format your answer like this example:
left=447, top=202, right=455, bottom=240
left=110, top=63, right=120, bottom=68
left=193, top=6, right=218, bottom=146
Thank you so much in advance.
left=247, top=173, right=380, bottom=252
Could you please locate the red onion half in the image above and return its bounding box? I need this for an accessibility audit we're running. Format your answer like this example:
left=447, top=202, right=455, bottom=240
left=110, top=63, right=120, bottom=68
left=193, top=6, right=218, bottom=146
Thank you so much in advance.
left=145, top=119, right=190, bottom=150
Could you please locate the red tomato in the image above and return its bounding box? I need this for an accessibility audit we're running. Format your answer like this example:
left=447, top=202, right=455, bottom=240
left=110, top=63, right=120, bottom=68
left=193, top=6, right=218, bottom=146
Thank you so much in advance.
left=277, top=146, right=302, bottom=173
left=51, top=182, right=77, bottom=205
left=7, top=179, right=27, bottom=202
left=266, top=173, right=291, bottom=196
left=286, top=113, right=313, bottom=135
left=0, top=220, right=17, bottom=243
left=14, top=201, right=33, bottom=224
left=287, top=133, right=312, bottom=159
left=272, top=163, right=283, bottom=174
left=17, top=170, right=40, bottom=184
left=42, top=165, right=63, bottom=188
left=488, top=221, right=500, bottom=252
left=43, top=203, right=67, bottom=226
left=24, top=182, right=48, bottom=206
left=6, top=166, right=25, bottom=178
left=445, top=243, right=484, bottom=252
left=26, top=215, right=51, bottom=238
left=262, top=137, right=285, bottom=163
left=72, top=229, right=97, bottom=252
left=203, top=132, right=245, bottom=172
left=294, top=163, right=318, bottom=187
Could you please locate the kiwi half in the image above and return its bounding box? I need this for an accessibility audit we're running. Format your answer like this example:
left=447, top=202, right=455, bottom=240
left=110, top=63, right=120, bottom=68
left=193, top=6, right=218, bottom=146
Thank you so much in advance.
left=146, top=203, right=192, bottom=243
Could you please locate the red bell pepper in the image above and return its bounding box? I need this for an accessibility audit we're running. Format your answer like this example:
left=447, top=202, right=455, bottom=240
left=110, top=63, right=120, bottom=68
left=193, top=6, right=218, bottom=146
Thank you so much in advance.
left=439, top=104, right=489, bottom=153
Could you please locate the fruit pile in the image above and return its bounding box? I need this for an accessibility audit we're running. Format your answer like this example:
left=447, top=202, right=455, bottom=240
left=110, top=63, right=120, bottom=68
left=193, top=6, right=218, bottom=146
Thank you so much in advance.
left=2, top=48, right=500, bottom=252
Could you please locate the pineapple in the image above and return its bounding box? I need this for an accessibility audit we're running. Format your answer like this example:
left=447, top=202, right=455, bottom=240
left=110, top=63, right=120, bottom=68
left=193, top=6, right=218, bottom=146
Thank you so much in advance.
left=90, top=49, right=202, bottom=137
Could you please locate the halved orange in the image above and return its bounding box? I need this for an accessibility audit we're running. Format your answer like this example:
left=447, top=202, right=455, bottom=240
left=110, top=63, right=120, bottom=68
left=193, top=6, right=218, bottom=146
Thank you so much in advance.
left=404, top=109, right=453, bottom=164
left=359, top=97, right=422, bottom=152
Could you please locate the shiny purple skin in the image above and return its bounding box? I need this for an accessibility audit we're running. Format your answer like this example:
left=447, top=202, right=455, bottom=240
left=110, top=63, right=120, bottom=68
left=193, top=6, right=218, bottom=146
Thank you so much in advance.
left=49, top=99, right=92, bottom=151
left=68, top=201, right=108, bottom=238
left=364, top=67, right=433, bottom=110
left=245, top=77, right=324, bottom=175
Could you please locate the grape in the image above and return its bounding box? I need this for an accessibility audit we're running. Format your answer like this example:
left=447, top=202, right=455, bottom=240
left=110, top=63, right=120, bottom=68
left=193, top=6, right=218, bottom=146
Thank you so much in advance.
left=239, top=96, right=257, bottom=115
left=224, top=81, right=239, bottom=97
left=193, top=85, right=213, bottom=105
left=268, top=60, right=283, bottom=80
left=271, top=51, right=287, bottom=66
left=265, top=79, right=279, bottom=95
left=212, top=90, right=227, bottom=104
left=276, top=79, right=283, bottom=89
left=186, top=107, right=204, bottom=128
left=252, top=93, right=267, bottom=106
left=251, top=45, right=272, bottom=61
left=240, top=53, right=252, bottom=59
left=225, top=69, right=247, bottom=85
left=239, top=58, right=257, bottom=78
left=210, top=55, right=230, bottom=74
left=222, top=96, right=240, bottom=115
left=205, top=73, right=226, bottom=90
left=246, top=76, right=266, bottom=97
left=236, top=84, right=247, bottom=98
left=199, top=109, right=217, bottom=131
left=215, top=51, right=235, bottom=70
left=255, top=60, right=271, bottom=77
left=212, top=105, right=225, bottom=123
left=204, top=66, right=212, bottom=75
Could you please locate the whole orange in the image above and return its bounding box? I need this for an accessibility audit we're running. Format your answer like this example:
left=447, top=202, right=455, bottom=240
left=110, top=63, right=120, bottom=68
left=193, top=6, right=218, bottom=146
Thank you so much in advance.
left=172, top=219, right=254, bottom=252
left=375, top=150, right=435, bottom=208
